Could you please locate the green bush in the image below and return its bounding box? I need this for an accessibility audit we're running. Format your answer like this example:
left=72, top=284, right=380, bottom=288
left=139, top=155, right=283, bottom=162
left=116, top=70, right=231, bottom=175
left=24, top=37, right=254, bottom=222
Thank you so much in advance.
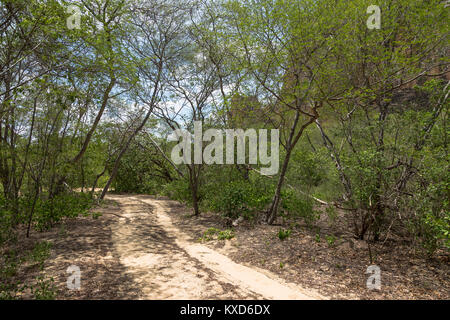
left=161, top=179, right=192, bottom=204
left=208, top=180, right=272, bottom=220
left=212, top=182, right=247, bottom=219
left=33, top=193, right=92, bottom=231
left=217, top=229, right=235, bottom=240
left=278, top=228, right=291, bottom=241
left=199, top=227, right=234, bottom=241
left=290, top=149, right=327, bottom=188
left=409, top=167, right=450, bottom=255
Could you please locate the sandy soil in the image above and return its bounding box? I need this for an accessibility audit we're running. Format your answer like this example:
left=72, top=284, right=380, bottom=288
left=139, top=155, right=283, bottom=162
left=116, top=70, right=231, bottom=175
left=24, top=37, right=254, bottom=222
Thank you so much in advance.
left=164, top=198, right=450, bottom=300
left=16, top=193, right=447, bottom=300
left=34, top=194, right=324, bottom=299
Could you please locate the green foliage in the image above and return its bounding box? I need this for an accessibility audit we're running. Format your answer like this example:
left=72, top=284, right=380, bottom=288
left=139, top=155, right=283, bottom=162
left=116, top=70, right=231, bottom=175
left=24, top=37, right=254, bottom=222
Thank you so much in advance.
left=207, top=178, right=272, bottom=220
left=0, top=2, right=447, bottom=301
left=327, top=78, right=450, bottom=252
left=325, top=235, right=337, bottom=247
left=199, top=228, right=235, bottom=242
left=32, top=193, right=93, bottom=231
left=280, top=189, right=319, bottom=226
left=211, top=182, right=248, bottom=219
left=199, top=227, right=220, bottom=242
left=408, top=152, right=450, bottom=255
left=289, top=150, right=327, bottom=189
left=325, top=206, right=338, bottom=225
left=162, top=179, right=192, bottom=204
left=91, top=212, right=103, bottom=220
left=0, top=195, right=15, bottom=246
left=28, top=241, right=52, bottom=271
left=288, top=146, right=341, bottom=202
left=0, top=250, right=20, bottom=280
left=278, top=228, right=292, bottom=241
left=217, top=229, right=235, bottom=240
left=0, top=241, right=54, bottom=299
left=342, top=148, right=384, bottom=206
left=315, top=234, right=321, bottom=243
left=30, top=276, right=56, bottom=300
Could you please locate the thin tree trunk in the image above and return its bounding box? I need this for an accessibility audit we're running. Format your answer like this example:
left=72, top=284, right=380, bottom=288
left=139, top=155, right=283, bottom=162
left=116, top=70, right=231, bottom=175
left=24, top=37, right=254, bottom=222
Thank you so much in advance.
left=266, top=110, right=299, bottom=225
left=91, top=166, right=107, bottom=197
left=72, top=77, right=116, bottom=164
left=100, top=58, right=164, bottom=199
left=266, top=108, right=319, bottom=224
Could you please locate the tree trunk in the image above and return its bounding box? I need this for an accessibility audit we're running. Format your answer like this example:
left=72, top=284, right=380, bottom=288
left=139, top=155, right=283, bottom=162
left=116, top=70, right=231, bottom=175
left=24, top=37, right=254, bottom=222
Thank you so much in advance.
left=266, top=147, right=291, bottom=224
left=72, top=77, right=116, bottom=164
left=189, top=168, right=200, bottom=216
left=266, top=108, right=319, bottom=224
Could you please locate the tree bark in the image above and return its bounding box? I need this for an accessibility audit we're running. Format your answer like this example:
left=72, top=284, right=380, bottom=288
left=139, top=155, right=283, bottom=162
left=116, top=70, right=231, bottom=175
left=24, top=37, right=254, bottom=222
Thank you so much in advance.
left=71, top=77, right=116, bottom=164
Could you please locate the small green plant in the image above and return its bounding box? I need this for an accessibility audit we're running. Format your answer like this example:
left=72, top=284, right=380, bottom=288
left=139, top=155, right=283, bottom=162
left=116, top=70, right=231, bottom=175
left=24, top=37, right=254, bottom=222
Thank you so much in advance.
left=217, top=229, right=235, bottom=240
left=28, top=241, right=52, bottom=271
left=199, top=227, right=219, bottom=241
left=315, top=233, right=321, bottom=243
left=199, top=228, right=234, bottom=241
left=1, top=250, right=19, bottom=279
left=0, top=249, right=23, bottom=299
left=278, top=228, right=292, bottom=241
left=335, top=263, right=343, bottom=269
left=31, top=276, right=56, bottom=300
left=279, top=262, right=284, bottom=268
left=91, top=212, right=102, bottom=219
left=0, top=281, right=27, bottom=300
left=325, top=235, right=336, bottom=247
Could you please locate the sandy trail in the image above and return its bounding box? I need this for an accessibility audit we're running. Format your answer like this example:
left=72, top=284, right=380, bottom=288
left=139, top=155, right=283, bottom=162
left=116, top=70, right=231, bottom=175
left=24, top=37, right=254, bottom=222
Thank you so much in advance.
left=108, top=194, right=323, bottom=300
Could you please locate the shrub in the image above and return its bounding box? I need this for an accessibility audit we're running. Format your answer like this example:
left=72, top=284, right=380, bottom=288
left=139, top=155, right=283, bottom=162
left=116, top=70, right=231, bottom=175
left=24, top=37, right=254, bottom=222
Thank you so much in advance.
left=280, top=189, right=319, bottom=226
left=199, top=228, right=234, bottom=241
left=161, top=179, right=192, bottom=204
left=33, top=193, right=92, bottom=231
left=208, top=179, right=272, bottom=220
left=217, top=229, right=235, bottom=240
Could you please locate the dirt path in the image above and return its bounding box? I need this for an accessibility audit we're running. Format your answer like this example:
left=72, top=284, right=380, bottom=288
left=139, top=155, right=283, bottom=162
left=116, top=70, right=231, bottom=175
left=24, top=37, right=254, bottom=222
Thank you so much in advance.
left=107, top=194, right=323, bottom=300
left=39, top=193, right=447, bottom=300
